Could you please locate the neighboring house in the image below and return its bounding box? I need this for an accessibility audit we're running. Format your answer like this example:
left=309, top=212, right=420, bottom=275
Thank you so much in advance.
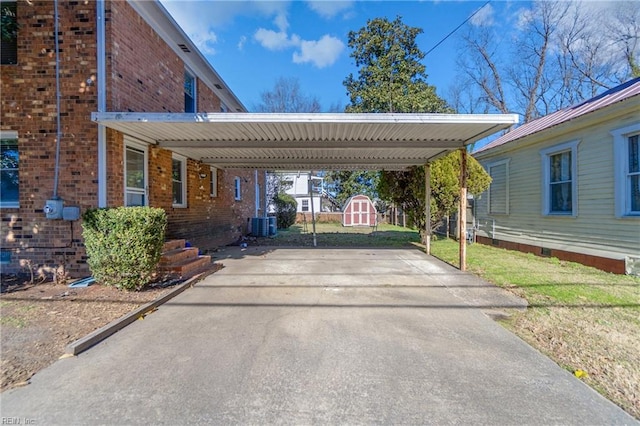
left=342, top=195, right=377, bottom=227
left=474, top=77, right=640, bottom=275
left=0, top=0, right=265, bottom=277
left=280, top=172, right=323, bottom=214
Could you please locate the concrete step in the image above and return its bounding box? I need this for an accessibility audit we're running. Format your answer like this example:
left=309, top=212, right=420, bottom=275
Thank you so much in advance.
left=159, top=247, right=199, bottom=266
left=162, top=239, right=186, bottom=253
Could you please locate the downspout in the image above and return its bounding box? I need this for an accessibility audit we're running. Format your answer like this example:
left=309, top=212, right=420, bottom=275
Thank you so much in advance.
left=254, top=169, right=259, bottom=217
left=264, top=170, right=268, bottom=214
left=52, top=0, right=62, bottom=199
left=96, top=0, right=107, bottom=207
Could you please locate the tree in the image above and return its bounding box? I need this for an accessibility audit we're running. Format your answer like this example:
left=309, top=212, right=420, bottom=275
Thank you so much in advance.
left=378, top=152, right=491, bottom=236
left=339, top=16, right=490, bottom=236
left=343, top=16, right=449, bottom=114
left=253, top=77, right=321, bottom=113
left=324, top=170, right=379, bottom=206
left=454, top=0, right=640, bottom=123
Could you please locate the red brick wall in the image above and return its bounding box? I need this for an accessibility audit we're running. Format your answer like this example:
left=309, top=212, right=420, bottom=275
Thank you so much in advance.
left=1, top=1, right=99, bottom=277
left=1, top=0, right=262, bottom=277
left=475, top=236, right=626, bottom=275
left=105, top=1, right=263, bottom=253
left=107, top=1, right=183, bottom=113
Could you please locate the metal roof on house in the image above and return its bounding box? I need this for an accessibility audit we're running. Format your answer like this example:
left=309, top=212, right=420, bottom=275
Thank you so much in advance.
left=475, top=77, right=640, bottom=154
left=92, top=112, right=519, bottom=170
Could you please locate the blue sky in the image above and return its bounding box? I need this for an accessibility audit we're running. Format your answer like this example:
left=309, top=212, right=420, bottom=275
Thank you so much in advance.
left=159, top=0, right=523, bottom=111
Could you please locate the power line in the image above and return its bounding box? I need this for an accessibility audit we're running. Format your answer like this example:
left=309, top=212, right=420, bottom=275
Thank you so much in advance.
left=424, top=0, right=491, bottom=57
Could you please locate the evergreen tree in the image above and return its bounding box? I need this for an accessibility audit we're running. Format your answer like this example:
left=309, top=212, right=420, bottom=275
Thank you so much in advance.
left=340, top=16, right=491, bottom=235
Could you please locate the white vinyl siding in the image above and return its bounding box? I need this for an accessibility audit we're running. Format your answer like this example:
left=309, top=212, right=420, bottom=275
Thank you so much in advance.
left=540, top=140, right=579, bottom=217
left=611, top=123, right=640, bottom=217
left=487, top=159, right=509, bottom=215
left=124, top=138, right=148, bottom=207
left=172, top=154, right=187, bottom=207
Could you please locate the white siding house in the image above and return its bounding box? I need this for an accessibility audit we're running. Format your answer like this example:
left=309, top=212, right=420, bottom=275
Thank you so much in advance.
left=280, top=172, right=322, bottom=214
left=474, top=78, right=640, bottom=275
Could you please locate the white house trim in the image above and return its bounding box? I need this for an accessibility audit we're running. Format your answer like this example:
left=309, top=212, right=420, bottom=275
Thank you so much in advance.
left=540, top=140, right=580, bottom=217
left=611, top=122, right=640, bottom=218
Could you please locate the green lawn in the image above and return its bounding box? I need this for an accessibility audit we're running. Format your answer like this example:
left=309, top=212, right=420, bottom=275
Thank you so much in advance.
left=430, top=236, right=640, bottom=419
left=260, top=222, right=421, bottom=247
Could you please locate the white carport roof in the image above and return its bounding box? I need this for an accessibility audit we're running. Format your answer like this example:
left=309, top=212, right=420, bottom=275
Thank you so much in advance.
left=92, top=112, right=518, bottom=170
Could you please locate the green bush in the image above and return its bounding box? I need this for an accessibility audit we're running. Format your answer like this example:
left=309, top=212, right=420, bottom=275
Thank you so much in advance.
left=82, top=207, right=167, bottom=291
left=274, top=193, right=297, bottom=229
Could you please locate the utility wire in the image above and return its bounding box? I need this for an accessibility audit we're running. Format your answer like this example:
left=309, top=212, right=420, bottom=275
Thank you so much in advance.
left=425, top=0, right=491, bottom=57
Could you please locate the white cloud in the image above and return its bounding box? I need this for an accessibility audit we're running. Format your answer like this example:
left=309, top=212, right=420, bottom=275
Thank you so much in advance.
left=306, top=1, right=354, bottom=19
left=292, top=35, right=345, bottom=68
left=237, top=35, right=247, bottom=51
left=470, top=3, right=495, bottom=27
left=273, top=12, right=289, bottom=32
left=254, top=28, right=300, bottom=51
left=188, top=30, right=218, bottom=55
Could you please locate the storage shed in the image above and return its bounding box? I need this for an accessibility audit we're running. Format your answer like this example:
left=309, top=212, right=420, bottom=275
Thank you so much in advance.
left=343, top=195, right=377, bottom=227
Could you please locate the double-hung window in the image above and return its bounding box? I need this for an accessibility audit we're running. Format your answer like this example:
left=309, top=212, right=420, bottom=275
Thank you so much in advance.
left=234, top=177, right=241, bottom=200
left=0, top=132, right=19, bottom=208
left=172, top=154, right=187, bottom=207
left=612, top=123, right=640, bottom=217
left=540, top=140, right=579, bottom=216
left=184, top=70, right=196, bottom=113
left=210, top=167, right=217, bottom=197
left=301, top=199, right=309, bottom=212
left=124, top=141, right=147, bottom=206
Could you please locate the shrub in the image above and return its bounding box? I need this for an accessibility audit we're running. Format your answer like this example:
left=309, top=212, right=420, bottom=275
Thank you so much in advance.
left=273, top=193, right=297, bottom=229
left=82, top=207, right=167, bottom=291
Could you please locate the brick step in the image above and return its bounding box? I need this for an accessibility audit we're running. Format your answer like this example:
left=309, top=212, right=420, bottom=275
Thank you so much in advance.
left=161, top=255, right=211, bottom=278
left=162, top=239, right=186, bottom=253
left=159, top=247, right=199, bottom=265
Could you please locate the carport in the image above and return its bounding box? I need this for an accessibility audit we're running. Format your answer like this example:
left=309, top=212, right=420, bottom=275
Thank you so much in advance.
left=92, top=112, right=518, bottom=270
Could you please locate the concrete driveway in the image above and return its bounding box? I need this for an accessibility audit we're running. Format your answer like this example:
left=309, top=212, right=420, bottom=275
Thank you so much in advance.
left=1, top=247, right=636, bottom=425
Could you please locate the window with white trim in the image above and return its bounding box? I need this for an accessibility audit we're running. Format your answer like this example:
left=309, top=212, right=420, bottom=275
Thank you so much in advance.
left=234, top=177, right=241, bottom=200
left=172, top=154, right=187, bottom=207
left=0, top=131, right=19, bottom=208
left=210, top=167, right=217, bottom=197
left=540, top=140, right=579, bottom=216
left=487, top=159, right=509, bottom=215
left=612, top=123, right=640, bottom=217
left=124, top=142, right=147, bottom=206
left=301, top=199, right=309, bottom=212
left=184, top=70, right=196, bottom=113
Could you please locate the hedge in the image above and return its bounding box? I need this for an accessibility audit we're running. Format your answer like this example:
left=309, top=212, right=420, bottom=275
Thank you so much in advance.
left=274, top=193, right=297, bottom=229
left=82, top=206, right=167, bottom=291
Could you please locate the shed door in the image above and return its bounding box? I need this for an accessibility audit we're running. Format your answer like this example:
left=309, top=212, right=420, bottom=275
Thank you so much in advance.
left=360, top=201, right=369, bottom=226
left=352, top=201, right=361, bottom=225
left=351, top=200, right=370, bottom=226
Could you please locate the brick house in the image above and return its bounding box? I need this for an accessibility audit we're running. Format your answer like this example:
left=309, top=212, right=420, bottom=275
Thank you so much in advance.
left=0, top=0, right=265, bottom=278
